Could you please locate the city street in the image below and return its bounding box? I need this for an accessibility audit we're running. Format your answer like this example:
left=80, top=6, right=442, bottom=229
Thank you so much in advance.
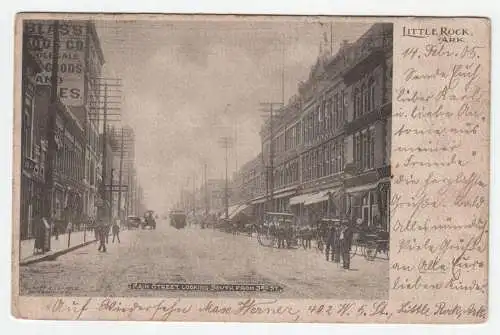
left=20, top=220, right=388, bottom=299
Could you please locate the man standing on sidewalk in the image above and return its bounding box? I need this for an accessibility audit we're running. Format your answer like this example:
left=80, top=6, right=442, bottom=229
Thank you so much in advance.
left=325, top=223, right=336, bottom=262
left=112, top=217, right=121, bottom=243
left=105, top=221, right=110, bottom=244
left=340, top=220, right=354, bottom=270
left=51, top=209, right=59, bottom=240
left=97, top=219, right=107, bottom=252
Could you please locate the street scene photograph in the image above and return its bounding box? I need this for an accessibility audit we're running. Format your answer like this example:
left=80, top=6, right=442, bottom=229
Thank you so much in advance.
left=17, top=17, right=392, bottom=300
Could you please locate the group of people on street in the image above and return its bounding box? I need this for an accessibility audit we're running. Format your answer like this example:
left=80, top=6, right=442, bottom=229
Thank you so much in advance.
left=95, top=217, right=121, bottom=253
left=262, top=216, right=355, bottom=270
left=324, top=220, right=354, bottom=270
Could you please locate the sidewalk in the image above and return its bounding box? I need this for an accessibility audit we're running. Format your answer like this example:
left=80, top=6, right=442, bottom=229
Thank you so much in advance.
left=20, top=230, right=97, bottom=266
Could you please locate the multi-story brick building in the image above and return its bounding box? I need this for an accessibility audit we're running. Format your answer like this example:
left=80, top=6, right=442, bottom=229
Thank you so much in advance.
left=231, top=23, right=393, bottom=231
left=20, top=20, right=106, bottom=238
left=20, top=40, right=43, bottom=239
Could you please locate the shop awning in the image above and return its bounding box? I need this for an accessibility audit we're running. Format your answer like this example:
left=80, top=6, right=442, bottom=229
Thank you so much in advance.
left=303, top=189, right=342, bottom=206
left=304, top=191, right=330, bottom=206
left=219, top=204, right=249, bottom=220
left=273, top=190, right=297, bottom=199
left=229, top=204, right=249, bottom=220
left=289, top=193, right=314, bottom=206
left=251, top=197, right=267, bottom=204
left=345, top=182, right=379, bottom=194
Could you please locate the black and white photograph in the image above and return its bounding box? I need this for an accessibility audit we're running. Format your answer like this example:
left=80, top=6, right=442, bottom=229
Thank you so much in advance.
left=17, top=17, right=393, bottom=301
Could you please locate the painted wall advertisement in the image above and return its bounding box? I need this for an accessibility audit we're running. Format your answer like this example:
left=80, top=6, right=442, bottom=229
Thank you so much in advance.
left=24, top=20, right=87, bottom=107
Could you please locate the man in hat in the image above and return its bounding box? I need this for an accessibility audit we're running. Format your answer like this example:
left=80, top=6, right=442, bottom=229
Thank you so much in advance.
left=325, top=222, right=336, bottom=262
left=339, top=220, right=354, bottom=269
left=97, top=219, right=107, bottom=252
left=112, top=217, right=121, bottom=243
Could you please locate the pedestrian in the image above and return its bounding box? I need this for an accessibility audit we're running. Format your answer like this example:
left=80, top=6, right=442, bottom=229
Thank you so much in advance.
left=276, top=220, right=285, bottom=249
left=340, top=220, right=354, bottom=269
left=105, top=221, right=110, bottom=244
left=93, top=217, right=98, bottom=240
left=52, top=210, right=59, bottom=240
left=112, top=218, right=121, bottom=243
left=66, top=220, right=73, bottom=248
left=303, top=224, right=312, bottom=249
left=34, top=217, right=44, bottom=254
left=325, top=223, right=337, bottom=262
left=97, top=220, right=107, bottom=252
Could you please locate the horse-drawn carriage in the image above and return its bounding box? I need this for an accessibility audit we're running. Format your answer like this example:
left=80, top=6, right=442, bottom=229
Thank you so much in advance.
left=256, top=212, right=301, bottom=248
left=350, top=226, right=389, bottom=260
left=312, top=218, right=389, bottom=260
left=142, top=210, right=157, bottom=229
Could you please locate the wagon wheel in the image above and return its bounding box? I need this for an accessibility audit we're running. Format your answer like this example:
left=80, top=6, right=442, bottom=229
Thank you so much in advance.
left=287, top=234, right=300, bottom=249
left=378, top=240, right=390, bottom=260
left=364, top=241, right=378, bottom=261
left=301, top=235, right=308, bottom=249
left=257, top=226, right=276, bottom=247
left=349, top=243, right=358, bottom=259
left=316, top=237, right=324, bottom=252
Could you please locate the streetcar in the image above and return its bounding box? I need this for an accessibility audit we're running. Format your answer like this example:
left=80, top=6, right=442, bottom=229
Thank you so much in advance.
left=169, top=210, right=187, bottom=229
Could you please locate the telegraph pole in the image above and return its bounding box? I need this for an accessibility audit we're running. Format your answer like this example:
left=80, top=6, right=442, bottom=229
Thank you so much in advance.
left=90, top=77, right=122, bottom=222
left=43, top=20, right=60, bottom=220
left=204, top=163, right=208, bottom=216
left=109, top=168, right=114, bottom=219
left=100, top=84, right=108, bottom=220
left=225, top=141, right=229, bottom=220
left=330, top=22, right=334, bottom=56
left=118, top=127, right=124, bottom=220
left=259, top=102, right=283, bottom=213
left=218, top=136, right=233, bottom=220
left=192, top=174, right=196, bottom=217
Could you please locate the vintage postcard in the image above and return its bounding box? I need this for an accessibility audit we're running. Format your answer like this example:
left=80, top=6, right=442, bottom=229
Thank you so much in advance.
left=12, top=13, right=490, bottom=323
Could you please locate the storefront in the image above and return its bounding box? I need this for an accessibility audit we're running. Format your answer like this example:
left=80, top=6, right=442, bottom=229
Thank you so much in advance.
left=345, top=179, right=390, bottom=231
left=20, top=49, right=42, bottom=240
left=289, top=188, right=341, bottom=226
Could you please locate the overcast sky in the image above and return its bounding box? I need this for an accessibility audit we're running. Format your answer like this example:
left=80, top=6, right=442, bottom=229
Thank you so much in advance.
left=95, top=17, right=371, bottom=212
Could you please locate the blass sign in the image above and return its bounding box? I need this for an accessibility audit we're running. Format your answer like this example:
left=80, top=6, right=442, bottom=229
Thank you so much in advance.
left=25, top=21, right=87, bottom=106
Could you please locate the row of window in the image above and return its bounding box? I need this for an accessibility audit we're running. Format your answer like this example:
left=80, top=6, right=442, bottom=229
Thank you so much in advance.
left=238, top=133, right=380, bottom=200
left=240, top=137, right=347, bottom=197
left=269, top=76, right=379, bottom=158
left=302, top=137, right=345, bottom=182
left=353, top=127, right=376, bottom=171
left=353, top=78, right=377, bottom=119
left=269, top=89, right=349, bottom=156
left=55, top=130, right=85, bottom=183
left=304, top=91, right=348, bottom=145
left=274, top=159, right=300, bottom=189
